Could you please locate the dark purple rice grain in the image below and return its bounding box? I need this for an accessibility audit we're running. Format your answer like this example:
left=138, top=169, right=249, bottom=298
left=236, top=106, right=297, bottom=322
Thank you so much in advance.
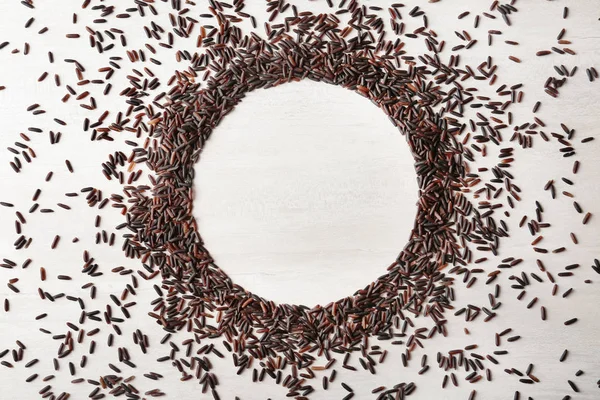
left=341, top=383, right=353, bottom=392
left=567, top=380, right=578, bottom=392
left=582, top=212, right=591, bottom=224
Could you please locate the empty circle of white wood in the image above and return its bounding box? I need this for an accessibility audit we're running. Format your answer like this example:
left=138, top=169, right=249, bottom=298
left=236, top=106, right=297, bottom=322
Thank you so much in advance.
left=193, top=80, right=419, bottom=305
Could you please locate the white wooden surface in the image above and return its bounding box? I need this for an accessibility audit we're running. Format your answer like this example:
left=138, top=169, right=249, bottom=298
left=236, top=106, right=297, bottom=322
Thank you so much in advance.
left=0, top=1, right=600, bottom=399
left=195, top=81, right=417, bottom=305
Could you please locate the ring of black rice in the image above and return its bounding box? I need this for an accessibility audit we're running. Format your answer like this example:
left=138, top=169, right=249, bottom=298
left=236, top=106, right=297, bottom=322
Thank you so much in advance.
left=125, top=37, right=475, bottom=362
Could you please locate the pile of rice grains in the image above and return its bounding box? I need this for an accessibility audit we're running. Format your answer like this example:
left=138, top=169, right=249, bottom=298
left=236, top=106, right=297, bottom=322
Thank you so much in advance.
left=0, top=0, right=598, bottom=399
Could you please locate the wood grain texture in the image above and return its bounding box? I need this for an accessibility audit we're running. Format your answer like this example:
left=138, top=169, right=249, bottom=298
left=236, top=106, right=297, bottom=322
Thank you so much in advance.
left=194, top=81, right=418, bottom=305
